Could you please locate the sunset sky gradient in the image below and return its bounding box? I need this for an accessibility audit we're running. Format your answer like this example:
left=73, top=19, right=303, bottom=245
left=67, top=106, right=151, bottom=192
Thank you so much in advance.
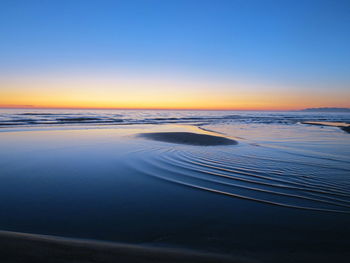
left=0, top=0, right=349, bottom=110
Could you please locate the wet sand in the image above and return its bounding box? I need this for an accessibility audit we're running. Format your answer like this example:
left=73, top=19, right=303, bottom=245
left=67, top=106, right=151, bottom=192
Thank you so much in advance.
left=0, top=124, right=349, bottom=263
left=302, top=121, right=350, bottom=133
left=341, top=126, right=350, bottom=133
left=0, top=231, right=250, bottom=263
left=138, top=132, right=237, bottom=146
left=2, top=230, right=349, bottom=263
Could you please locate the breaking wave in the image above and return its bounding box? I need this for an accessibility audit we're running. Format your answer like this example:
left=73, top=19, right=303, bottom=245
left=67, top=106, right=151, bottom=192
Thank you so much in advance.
left=0, top=109, right=349, bottom=128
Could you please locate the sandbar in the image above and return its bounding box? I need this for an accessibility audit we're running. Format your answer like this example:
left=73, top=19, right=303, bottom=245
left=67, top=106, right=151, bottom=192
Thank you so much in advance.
left=138, top=132, right=237, bottom=146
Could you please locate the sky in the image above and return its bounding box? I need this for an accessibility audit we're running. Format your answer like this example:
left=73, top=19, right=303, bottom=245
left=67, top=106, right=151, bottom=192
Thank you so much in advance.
left=0, top=0, right=349, bottom=110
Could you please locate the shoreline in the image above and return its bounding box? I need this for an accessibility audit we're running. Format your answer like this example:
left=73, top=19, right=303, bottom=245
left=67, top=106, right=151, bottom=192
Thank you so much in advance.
left=302, top=121, right=350, bottom=133
left=0, top=122, right=349, bottom=263
left=0, top=230, right=253, bottom=263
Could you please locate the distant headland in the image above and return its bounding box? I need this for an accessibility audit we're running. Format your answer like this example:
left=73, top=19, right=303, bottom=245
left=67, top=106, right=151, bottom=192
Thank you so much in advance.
left=300, top=107, right=350, bottom=112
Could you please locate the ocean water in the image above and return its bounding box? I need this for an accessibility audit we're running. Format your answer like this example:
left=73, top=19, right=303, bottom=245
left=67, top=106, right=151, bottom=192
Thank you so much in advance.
left=1, top=108, right=350, bottom=128
left=0, top=109, right=349, bottom=262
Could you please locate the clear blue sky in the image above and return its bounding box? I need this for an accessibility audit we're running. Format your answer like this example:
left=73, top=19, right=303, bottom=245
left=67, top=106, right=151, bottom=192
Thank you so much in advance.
left=0, top=0, right=349, bottom=109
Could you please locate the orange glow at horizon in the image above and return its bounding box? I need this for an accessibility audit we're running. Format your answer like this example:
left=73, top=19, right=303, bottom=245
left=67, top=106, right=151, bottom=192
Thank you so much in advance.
left=1, top=75, right=349, bottom=111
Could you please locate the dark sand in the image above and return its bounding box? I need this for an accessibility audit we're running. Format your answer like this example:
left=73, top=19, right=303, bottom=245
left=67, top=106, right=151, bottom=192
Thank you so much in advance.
left=341, top=126, right=350, bottom=133
left=302, top=121, right=350, bottom=133
left=138, top=132, right=237, bottom=146
left=0, top=231, right=252, bottom=263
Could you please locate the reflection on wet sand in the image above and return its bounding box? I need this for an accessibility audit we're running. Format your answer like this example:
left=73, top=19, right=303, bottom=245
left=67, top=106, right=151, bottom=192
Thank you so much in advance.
left=0, top=122, right=349, bottom=262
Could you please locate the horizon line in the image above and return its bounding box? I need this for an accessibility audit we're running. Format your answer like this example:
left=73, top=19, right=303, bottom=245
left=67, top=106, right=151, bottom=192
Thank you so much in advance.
left=0, top=105, right=311, bottom=111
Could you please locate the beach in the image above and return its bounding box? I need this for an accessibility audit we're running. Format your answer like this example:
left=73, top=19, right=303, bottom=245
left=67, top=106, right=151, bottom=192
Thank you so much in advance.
left=302, top=121, right=350, bottom=133
left=0, top=231, right=249, bottom=263
left=2, top=0, right=350, bottom=261
left=0, top=109, right=349, bottom=262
